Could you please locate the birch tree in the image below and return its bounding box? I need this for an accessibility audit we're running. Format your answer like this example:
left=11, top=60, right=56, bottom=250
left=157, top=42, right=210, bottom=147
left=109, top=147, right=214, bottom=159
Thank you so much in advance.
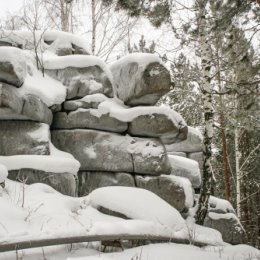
left=82, top=0, right=138, bottom=60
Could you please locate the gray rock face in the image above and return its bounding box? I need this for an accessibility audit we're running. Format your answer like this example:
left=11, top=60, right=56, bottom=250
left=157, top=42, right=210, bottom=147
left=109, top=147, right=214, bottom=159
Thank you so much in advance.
left=23, top=94, right=53, bottom=125
left=166, top=127, right=203, bottom=153
left=111, top=55, right=171, bottom=106
left=0, top=47, right=27, bottom=87
left=78, top=172, right=135, bottom=196
left=8, top=169, right=77, bottom=196
left=0, top=83, right=53, bottom=124
left=52, top=129, right=171, bottom=175
left=0, top=83, right=24, bottom=116
left=204, top=212, right=247, bottom=245
left=129, top=113, right=188, bottom=144
left=56, top=45, right=89, bottom=56
left=52, top=110, right=128, bottom=133
left=46, top=66, right=113, bottom=99
left=0, top=121, right=50, bottom=155
left=56, top=47, right=73, bottom=56
left=135, top=175, right=190, bottom=212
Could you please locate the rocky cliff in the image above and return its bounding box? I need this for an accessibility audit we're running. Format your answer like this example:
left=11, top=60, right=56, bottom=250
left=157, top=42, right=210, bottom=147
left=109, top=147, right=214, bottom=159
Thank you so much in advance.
left=0, top=30, right=246, bottom=244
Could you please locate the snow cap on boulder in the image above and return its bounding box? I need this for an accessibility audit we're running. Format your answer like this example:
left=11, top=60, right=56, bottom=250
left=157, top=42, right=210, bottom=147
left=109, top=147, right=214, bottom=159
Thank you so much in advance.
left=89, top=186, right=185, bottom=230
left=110, top=53, right=171, bottom=106
left=44, top=30, right=91, bottom=56
left=0, top=47, right=27, bottom=87
left=44, top=55, right=114, bottom=99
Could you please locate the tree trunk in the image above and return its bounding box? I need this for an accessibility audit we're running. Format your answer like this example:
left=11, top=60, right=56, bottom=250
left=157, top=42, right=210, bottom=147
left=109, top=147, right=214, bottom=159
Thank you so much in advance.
left=195, top=0, right=214, bottom=225
left=60, top=0, right=71, bottom=32
left=220, top=112, right=230, bottom=200
left=216, top=48, right=230, bottom=201
left=234, top=96, right=241, bottom=219
left=91, top=0, right=96, bottom=54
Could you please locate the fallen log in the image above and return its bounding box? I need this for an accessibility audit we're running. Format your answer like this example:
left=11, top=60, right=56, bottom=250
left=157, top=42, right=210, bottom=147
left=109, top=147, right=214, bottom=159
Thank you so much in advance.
left=0, top=233, right=210, bottom=252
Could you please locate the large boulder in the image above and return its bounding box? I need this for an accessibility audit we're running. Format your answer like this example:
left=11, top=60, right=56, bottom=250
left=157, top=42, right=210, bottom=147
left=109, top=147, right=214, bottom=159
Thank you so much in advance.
left=52, top=129, right=171, bottom=175
left=204, top=212, right=247, bottom=244
left=168, top=155, right=201, bottom=188
left=89, top=186, right=185, bottom=229
left=52, top=110, right=128, bottom=133
left=8, top=169, right=77, bottom=196
left=0, top=47, right=27, bottom=87
left=0, top=122, right=50, bottom=155
left=135, top=175, right=194, bottom=212
left=78, top=171, right=135, bottom=196
left=128, top=112, right=188, bottom=144
left=94, top=99, right=188, bottom=144
left=166, top=127, right=203, bottom=153
left=44, top=56, right=113, bottom=99
left=110, top=53, right=171, bottom=106
left=0, top=83, right=53, bottom=124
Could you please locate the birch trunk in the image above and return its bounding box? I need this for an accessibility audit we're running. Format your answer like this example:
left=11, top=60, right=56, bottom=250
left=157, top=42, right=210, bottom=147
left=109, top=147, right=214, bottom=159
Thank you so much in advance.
left=91, top=0, right=96, bottom=54
left=195, top=0, right=214, bottom=225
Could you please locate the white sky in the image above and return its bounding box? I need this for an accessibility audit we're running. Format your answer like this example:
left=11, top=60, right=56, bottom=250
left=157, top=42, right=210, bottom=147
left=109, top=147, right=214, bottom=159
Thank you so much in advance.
left=0, top=0, right=23, bottom=18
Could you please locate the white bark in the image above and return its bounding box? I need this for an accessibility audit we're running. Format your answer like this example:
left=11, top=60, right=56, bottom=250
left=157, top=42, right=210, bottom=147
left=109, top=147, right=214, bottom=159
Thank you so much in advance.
left=195, top=0, right=214, bottom=225
left=91, top=0, right=96, bottom=54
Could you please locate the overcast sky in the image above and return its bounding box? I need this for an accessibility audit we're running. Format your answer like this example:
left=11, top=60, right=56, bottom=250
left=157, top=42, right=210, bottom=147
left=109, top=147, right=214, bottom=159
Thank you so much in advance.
left=0, top=0, right=23, bottom=18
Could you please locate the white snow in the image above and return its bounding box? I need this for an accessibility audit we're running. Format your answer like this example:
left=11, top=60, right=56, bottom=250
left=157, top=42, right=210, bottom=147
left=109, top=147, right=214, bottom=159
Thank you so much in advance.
left=1, top=242, right=259, bottom=260
left=89, top=186, right=185, bottom=230
left=98, top=98, right=186, bottom=127
left=18, top=63, right=67, bottom=107
left=0, top=197, right=29, bottom=239
left=0, top=181, right=223, bottom=247
left=109, top=53, right=164, bottom=71
left=0, top=30, right=91, bottom=54
left=0, top=164, right=8, bottom=183
left=0, top=155, right=80, bottom=175
left=208, top=212, right=239, bottom=221
left=168, top=154, right=201, bottom=188
left=43, top=55, right=113, bottom=83
left=68, top=243, right=260, bottom=260
left=0, top=30, right=47, bottom=50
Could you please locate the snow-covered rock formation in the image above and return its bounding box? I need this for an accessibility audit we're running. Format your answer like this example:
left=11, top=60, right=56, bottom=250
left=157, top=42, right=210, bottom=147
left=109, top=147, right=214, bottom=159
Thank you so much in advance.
left=0, top=30, right=246, bottom=245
